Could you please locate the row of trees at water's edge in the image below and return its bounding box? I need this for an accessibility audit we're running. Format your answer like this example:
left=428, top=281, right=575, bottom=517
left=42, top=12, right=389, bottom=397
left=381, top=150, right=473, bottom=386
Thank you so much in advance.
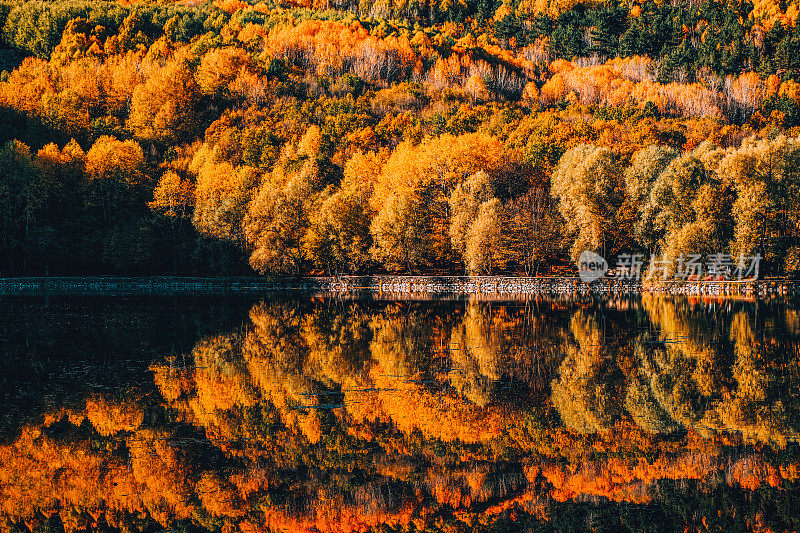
left=6, top=128, right=800, bottom=276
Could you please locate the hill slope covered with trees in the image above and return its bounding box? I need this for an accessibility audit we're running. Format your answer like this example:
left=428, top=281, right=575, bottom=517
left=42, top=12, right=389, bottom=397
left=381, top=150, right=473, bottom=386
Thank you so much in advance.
left=3, top=0, right=800, bottom=276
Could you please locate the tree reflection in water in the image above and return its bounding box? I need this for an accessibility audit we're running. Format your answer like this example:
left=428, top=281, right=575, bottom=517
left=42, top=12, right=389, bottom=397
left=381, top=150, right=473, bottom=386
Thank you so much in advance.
left=2, top=295, right=800, bottom=532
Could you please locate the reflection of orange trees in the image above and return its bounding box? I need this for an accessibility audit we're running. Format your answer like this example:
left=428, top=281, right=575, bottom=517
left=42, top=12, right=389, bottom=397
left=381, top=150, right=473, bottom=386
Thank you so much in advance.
left=536, top=447, right=768, bottom=503
left=551, top=311, right=622, bottom=434
left=3, top=417, right=798, bottom=533
left=729, top=454, right=782, bottom=490
left=243, top=302, right=324, bottom=443
left=259, top=505, right=417, bottom=533
left=52, top=300, right=800, bottom=457
left=368, top=304, right=435, bottom=379
left=196, top=471, right=245, bottom=518
left=150, top=302, right=371, bottom=444
left=0, top=420, right=261, bottom=529
left=641, top=295, right=724, bottom=394
left=301, top=304, right=372, bottom=390
left=367, top=305, right=506, bottom=442
left=128, top=429, right=197, bottom=522
left=500, top=305, right=568, bottom=391
left=370, top=371, right=506, bottom=442
left=151, top=361, right=195, bottom=402
left=407, top=463, right=531, bottom=510
left=192, top=334, right=258, bottom=413
left=624, top=345, right=681, bottom=435
left=0, top=426, right=151, bottom=528
left=7, top=300, right=800, bottom=532
left=631, top=339, right=710, bottom=433
left=188, top=334, right=259, bottom=439
left=447, top=301, right=509, bottom=406
left=152, top=336, right=261, bottom=440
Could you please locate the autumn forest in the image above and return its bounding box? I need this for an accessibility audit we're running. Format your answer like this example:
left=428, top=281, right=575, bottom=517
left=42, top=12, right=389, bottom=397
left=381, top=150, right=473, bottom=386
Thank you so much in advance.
left=4, top=0, right=800, bottom=275
left=7, top=0, right=800, bottom=530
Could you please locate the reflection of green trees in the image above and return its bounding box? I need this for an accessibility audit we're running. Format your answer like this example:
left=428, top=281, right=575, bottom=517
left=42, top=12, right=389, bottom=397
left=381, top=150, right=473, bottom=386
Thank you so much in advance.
left=712, top=311, right=797, bottom=446
left=539, top=297, right=800, bottom=444
left=634, top=295, right=727, bottom=436
left=641, top=295, right=727, bottom=396
left=635, top=295, right=800, bottom=445
left=624, top=344, right=681, bottom=435
left=630, top=339, right=706, bottom=432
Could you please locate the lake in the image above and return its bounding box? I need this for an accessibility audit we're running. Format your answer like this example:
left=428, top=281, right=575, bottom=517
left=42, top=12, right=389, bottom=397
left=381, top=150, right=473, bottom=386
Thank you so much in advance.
left=2, top=294, right=800, bottom=532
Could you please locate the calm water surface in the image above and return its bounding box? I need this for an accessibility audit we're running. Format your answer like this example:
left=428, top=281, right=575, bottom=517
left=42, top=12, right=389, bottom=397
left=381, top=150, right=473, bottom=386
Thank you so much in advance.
left=2, top=294, right=800, bottom=532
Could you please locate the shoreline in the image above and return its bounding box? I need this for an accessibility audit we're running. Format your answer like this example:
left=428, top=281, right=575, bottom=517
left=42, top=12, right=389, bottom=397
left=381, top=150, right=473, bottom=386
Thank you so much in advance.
left=0, top=275, right=794, bottom=298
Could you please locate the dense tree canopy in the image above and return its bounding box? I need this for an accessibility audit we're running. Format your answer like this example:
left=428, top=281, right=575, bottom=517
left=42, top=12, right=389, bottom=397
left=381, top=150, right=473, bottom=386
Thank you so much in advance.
left=2, top=0, right=800, bottom=275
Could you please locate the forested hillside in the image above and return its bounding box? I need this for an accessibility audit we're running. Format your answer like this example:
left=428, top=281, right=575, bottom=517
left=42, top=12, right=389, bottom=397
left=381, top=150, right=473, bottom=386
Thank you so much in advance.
left=3, top=0, right=800, bottom=276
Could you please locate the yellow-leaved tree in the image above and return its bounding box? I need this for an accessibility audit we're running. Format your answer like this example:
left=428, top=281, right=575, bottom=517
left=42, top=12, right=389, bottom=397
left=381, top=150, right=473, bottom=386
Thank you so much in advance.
left=128, top=51, right=200, bottom=144
left=243, top=126, right=327, bottom=274
left=718, top=135, right=800, bottom=275
left=550, top=144, right=623, bottom=262
left=372, top=133, right=504, bottom=270
left=464, top=198, right=507, bottom=275
left=85, top=135, right=146, bottom=222
left=150, top=170, right=195, bottom=220
left=638, top=142, right=734, bottom=270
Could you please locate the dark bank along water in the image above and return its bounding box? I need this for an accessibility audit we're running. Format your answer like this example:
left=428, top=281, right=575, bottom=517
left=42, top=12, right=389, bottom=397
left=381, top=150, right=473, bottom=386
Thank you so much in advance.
left=2, top=294, right=800, bottom=533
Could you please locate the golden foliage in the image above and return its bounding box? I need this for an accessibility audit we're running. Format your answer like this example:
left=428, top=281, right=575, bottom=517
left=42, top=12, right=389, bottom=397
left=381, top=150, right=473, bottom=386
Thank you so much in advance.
left=85, top=395, right=144, bottom=436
